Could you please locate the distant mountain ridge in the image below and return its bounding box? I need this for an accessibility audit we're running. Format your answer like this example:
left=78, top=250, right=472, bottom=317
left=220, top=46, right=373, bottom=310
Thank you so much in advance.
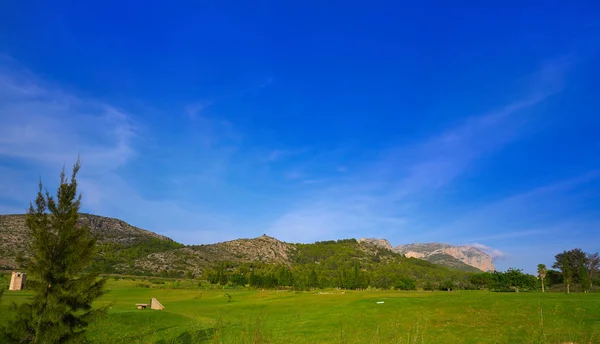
left=1, top=213, right=492, bottom=275
left=358, top=238, right=495, bottom=272
left=394, top=243, right=495, bottom=272
left=0, top=213, right=176, bottom=269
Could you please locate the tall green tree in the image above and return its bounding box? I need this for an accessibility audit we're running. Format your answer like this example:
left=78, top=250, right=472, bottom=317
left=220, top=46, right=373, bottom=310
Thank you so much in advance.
left=580, top=263, right=591, bottom=293
left=1, top=161, right=106, bottom=343
left=553, top=249, right=588, bottom=294
left=586, top=252, right=599, bottom=289
left=308, top=268, right=319, bottom=289
left=537, top=264, right=547, bottom=293
left=558, top=254, right=573, bottom=294
left=276, top=266, right=294, bottom=287
left=470, top=272, right=494, bottom=290
left=504, top=268, right=535, bottom=293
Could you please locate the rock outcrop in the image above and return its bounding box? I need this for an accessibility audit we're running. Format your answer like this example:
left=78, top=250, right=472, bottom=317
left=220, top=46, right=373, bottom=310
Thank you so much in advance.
left=393, top=243, right=495, bottom=272
left=134, top=234, right=295, bottom=275
left=358, top=238, right=393, bottom=251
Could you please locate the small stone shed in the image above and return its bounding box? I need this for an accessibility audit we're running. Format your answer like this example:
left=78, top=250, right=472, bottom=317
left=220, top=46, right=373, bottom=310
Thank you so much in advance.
left=9, top=271, right=27, bottom=291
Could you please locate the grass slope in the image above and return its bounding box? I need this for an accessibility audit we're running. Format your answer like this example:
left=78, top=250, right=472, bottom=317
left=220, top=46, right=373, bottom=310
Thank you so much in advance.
left=2, top=279, right=598, bottom=343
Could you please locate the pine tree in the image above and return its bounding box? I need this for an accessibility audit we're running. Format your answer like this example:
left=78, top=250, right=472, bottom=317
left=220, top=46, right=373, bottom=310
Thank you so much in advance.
left=1, top=161, right=106, bottom=343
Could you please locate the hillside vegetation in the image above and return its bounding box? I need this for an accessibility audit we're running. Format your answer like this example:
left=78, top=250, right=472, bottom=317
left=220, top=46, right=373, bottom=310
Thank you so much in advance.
left=1, top=213, right=483, bottom=290
left=0, top=213, right=182, bottom=270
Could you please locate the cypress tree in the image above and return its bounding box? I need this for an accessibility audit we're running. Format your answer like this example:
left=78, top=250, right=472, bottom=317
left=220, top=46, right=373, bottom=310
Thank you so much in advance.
left=580, top=263, right=591, bottom=293
left=1, top=161, right=106, bottom=343
left=308, top=268, right=319, bottom=289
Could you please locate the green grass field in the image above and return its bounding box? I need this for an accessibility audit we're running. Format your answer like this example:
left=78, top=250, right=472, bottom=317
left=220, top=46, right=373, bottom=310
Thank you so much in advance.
left=1, top=279, right=599, bottom=343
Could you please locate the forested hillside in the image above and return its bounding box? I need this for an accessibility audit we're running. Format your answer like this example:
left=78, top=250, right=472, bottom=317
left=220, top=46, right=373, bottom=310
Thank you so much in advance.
left=199, top=238, right=473, bottom=290
left=0, top=213, right=181, bottom=270
left=1, top=213, right=478, bottom=290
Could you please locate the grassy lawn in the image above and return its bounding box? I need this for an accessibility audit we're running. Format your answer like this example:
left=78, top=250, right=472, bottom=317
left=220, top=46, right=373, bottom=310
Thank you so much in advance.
left=1, top=279, right=599, bottom=343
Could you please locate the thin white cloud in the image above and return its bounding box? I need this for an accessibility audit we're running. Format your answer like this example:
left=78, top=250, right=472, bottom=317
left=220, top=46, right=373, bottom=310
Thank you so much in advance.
left=0, top=57, right=240, bottom=243
left=267, top=57, right=575, bottom=243
left=435, top=170, right=600, bottom=238
left=0, top=65, right=138, bottom=170
left=468, top=229, right=546, bottom=242
left=263, top=147, right=311, bottom=163
left=185, top=101, right=214, bottom=120
left=469, top=243, right=507, bottom=261
left=284, top=169, right=304, bottom=180
left=267, top=197, right=407, bottom=243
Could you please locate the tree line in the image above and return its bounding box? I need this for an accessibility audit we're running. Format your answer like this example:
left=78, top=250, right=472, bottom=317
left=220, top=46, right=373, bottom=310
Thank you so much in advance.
left=203, top=248, right=600, bottom=293
left=537, top=249, right=599, bottom=293
left=466, top=249, right=600, bottom=294
left=91, top=239, right=184, bottom=273
left=201, top=239, right=476, bottom=291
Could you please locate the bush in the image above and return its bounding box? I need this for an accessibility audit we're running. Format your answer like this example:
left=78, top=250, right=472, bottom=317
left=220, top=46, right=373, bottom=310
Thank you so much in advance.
left=439, top=279, right=456, bottom=291
left=423, top=281, right=437, bottom=291
left=395, top=277, right=417, bottom=290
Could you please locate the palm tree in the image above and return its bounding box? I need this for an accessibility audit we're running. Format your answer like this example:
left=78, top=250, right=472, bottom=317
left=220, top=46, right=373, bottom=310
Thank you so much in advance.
left=537, top=264, right=547, bottom=293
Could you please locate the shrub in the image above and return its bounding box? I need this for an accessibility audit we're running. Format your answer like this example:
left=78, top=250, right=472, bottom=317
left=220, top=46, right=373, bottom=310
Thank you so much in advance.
left=395, top=277, right=417, bottom=290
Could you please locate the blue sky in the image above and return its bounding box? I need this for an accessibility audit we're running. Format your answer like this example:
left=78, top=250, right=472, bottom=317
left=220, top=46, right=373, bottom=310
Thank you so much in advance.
left=1, top=1, right=599, bottom=273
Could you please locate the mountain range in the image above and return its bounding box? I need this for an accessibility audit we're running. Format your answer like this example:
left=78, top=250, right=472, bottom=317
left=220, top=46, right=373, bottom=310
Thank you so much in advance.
left=0, top=213, right=494, bottom=274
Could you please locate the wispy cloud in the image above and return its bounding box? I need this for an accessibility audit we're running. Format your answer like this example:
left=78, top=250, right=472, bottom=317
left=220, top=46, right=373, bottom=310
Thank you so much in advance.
left=264, top=147, right=310, bottom=163
left=0, top=57, right=138, bottom=170
left=0, top=56, right=243, bottom=243
left=437, top=170, right=600, bottom=238
left=267, top=57, right=575, bottom=244
left=469, top=243, right=507, bottom=261
left=427, top=170, right=600, bottom=272
left=185, top=101, right=214, bottom=120
left=468, top=229, right=546, bottom=242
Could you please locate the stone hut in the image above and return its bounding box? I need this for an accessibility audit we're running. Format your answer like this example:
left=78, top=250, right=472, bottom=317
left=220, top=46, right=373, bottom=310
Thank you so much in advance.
left=9, top=271, right=27, bottom=291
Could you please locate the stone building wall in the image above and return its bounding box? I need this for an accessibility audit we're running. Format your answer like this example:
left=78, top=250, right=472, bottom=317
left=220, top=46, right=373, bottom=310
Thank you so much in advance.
left=9, top=271, right=26, bottom=291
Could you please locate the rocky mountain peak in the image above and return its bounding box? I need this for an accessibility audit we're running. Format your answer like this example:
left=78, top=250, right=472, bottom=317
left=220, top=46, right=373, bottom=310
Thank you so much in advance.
left=216, top=234, right=293, bottom=264
left=358, top=238, right=393, bottom=251
left=393, top=242, right=495, bottom=272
